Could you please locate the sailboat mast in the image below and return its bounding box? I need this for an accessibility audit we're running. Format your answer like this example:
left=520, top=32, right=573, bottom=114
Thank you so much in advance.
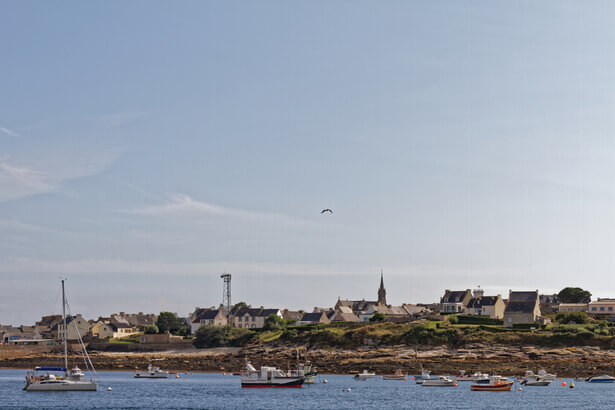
left=62, top=279, right=68, bottom=371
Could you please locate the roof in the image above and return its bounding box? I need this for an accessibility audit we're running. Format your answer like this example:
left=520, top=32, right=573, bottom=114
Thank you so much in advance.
left=332, top=312, right=359, bottom=322
left=589, top=299, right=615, bottom=305
left=509, top=291, right=538, bottom=302
left=233, top=307, right=280, bottom=318
left=109, top=322, right=132, bottom=330
left=468, top=296, right=500, bottom=308
left=338, top=306, right=353, bottom=314
left=505, top=301, right=537, bottom=313
left=441, top=290, right=470, bottom=303
left=299, top=312, right=327, bottom=322
left=200, top=310, right=223, bottom=321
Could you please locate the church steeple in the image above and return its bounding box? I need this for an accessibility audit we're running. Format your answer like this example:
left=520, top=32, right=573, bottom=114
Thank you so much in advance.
left=377, top=269, right=387, bottom=305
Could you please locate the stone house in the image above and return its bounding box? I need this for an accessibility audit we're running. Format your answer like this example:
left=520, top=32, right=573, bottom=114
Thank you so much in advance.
left=231, top=307, right=282, bottom=329
left=464, top=295, right=505, bottom=318
left=440, top=289, right=473, bottom=313
left=51, top=314, right=91, bottom=341
left=503, top=290, right=545, bottom=327
left=190, top=308, right=228, bottom=334
left=296, top=312, right=331, bottom=325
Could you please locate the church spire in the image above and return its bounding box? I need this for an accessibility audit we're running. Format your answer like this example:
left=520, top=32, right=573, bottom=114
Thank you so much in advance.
left=378, top=269, right=387, bottom=305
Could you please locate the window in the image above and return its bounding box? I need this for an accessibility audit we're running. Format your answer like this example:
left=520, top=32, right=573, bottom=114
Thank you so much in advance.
left=609, top=307, right=614, bottom=312
left=600, top=307, right=605, bottom=312
left=592, top=307, right=597, bottom=311
left=251, top=317, right=255, bottom=322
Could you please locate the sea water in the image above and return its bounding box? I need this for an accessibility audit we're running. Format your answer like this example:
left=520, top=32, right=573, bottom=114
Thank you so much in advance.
left=1, top=369, right=615, bottom=409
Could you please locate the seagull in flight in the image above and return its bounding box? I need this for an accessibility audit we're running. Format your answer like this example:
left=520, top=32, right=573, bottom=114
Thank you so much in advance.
left=321, top=209, right=333, bottom=214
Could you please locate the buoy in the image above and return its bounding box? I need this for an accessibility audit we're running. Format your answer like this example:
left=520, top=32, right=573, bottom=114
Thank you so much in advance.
left=342, top=388, right=351, bottom=392
left=322, top=379, right=328, bottom=383
left=518, top=387, right=522, bottom=391
left=570, top=382, right=575, bottom=388
left=404, top=378, right=407, bottom=381
left=176, top=374, right=179, bottom=379
left=107, top=387, right=112, bottom=391
left=412, top=377, right=415, bottom=380
left=562, top=381, right=566, bottom=386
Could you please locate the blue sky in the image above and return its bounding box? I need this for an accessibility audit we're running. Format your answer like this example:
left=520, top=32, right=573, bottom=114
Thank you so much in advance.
left=1, top=1, right=615, bottom=325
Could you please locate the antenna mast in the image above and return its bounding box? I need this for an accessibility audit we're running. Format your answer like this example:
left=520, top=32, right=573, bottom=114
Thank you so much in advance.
left=221, top=272, right=232, bottom=319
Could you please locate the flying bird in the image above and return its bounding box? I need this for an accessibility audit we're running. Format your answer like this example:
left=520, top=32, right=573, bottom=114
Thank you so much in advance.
left=321, top=209, right=333, bottom=214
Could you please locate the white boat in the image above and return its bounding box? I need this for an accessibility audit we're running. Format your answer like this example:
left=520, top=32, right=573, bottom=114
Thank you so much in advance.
left=422, top=376, right=458, bottom=387
left=354, top=370, right=377, bottom=380
left=414, top=370, right=433, bottom=384
left=587, top=374, right=615, bottom=383
left=520, top=370, right=553, bottom=386
left=134, top=364, right=169, bottom=378
left=24, top=280, right=97, bottom=391
left=537, top=369, right=557, bottom=381
left=455, top=370, right=488, bottom=382
left=241, top=362, right=305, bottom=388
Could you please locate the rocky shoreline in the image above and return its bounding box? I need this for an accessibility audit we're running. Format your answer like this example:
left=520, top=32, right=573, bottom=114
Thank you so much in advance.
left=3, top=343, right=615, bottom=377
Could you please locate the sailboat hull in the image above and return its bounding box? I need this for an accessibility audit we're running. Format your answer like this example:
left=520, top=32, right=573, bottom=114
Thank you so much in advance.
left=26, top=380, right=97, bottom=391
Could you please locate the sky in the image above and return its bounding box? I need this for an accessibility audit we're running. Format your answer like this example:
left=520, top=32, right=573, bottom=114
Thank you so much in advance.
left=1, top=1, right=615, bottom=325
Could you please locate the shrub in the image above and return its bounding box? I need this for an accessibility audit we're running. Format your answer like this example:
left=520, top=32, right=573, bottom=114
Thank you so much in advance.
left=193, top=325, right=255, bottom=348
left=448, top=315, right=459, bottom=324
left=555, top=311, right=589, bottom=324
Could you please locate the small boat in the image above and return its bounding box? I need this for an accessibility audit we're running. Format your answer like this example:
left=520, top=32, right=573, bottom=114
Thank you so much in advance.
left=354, top=370, right=377, bottom=380
left=586, top=374, right=615, bottom=383
left=422, top=376, right=457, bottom=387
left=537, top=369, right=556, bottom=381
left=297, top=362, right=318, bottom=384
left=383, top=369, right=407, bottom=380
left=520, top=370, right=552, bottom=386
left=134, top=364, right=169, bottom=378
left=455, top=370, right=488, bottom=382
left=414, top=370, right=433, bottom=384
left=471, top=375, right=514, bottom=391
left=24, top=280, right=97, bottom=392
left=241, top=362, right=305, bottom=388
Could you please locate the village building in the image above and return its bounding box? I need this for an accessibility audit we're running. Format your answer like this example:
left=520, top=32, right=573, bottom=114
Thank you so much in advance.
left=296, top=312, right=331, bottom=325
left=503, top=290, right=550, bottom=327
left=230, top=306, right=282, bottom=329
left=588, top=299, right=615, bottom=315
left=558, top=303, right=589, bottom=313
left=51, top=314, right=91, bottom=341
left=330, top=306, right=360, bottom=322
left=190, top=308, right=228, bottom=334
left=440, top=289, right=473, bottom=313
left=464, top=294, right=505, bottom=318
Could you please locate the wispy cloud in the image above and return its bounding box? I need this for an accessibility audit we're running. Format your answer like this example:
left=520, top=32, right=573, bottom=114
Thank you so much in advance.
left=0, top=149, right=120, bottom=202
left=122, top=194, right=307, bottom=225
left=0, top=126, right=20, bottom=138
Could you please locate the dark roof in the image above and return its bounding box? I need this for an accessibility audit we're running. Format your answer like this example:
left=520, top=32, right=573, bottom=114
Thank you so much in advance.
left=109, top=322, right=132, bottom=330
left=50, top=316, right=79, bottom=331
left=233, top=307, right=279, bottom=318
left=539, top=294, right=560, bottom=304
left=201, top=310, right=223, bottom=320
left=510, top=291, right=538, bottom=302
left=442, top=290, right=469, bottom=303
left=479, top=296, right=499, bottom=306
left=300, top=312, right=326, bottom=322
left=466, top=298, right=481, bottom=308
left=505, top=301, right=537, bottom=313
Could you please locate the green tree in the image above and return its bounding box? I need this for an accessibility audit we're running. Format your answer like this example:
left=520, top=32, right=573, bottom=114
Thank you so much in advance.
left=263, top=314, right=285, bottom=331
left=144, top=324, right=159, bottom=334
left=558, top=287, right=592, bottom=303
left=369, top=312, right=386, bottom=322
left=156, top=312, right=180, bottom=334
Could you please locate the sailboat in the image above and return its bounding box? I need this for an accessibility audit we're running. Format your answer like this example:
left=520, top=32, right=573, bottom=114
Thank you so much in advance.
left=24, top=280, right=98, bottom=391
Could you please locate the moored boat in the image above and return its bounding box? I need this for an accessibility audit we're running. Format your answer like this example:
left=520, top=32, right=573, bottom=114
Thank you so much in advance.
left=24, top=280, right=97, bottom=392
left=587, top=374, right=615, bottom=383
left=520, top=370, right=552, bottom=386
left=471, top=375, right=514, bottom=391
left=383, top=369, right=407, bottom=380
left=134, top=364, right=169, bottom=378
left=414, top=370, right=433, bottom=384
left=422, top=376, right=457, bottom=387
left=241, top=363, right=305, bottom=388
left=354, top=370, right=377, bottom=380
left=455, top=370, right=488, bottom=382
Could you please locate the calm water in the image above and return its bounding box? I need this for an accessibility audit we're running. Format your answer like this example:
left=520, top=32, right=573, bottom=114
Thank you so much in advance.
left=2, top=369, right=615, bottom=409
